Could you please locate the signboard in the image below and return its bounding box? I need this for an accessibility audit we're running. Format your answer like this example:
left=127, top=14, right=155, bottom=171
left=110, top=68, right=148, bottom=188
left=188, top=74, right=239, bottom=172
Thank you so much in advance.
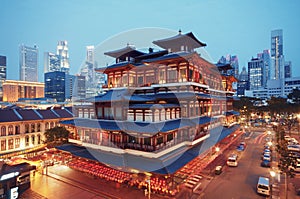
left=10, top=187, right=18, bottom=199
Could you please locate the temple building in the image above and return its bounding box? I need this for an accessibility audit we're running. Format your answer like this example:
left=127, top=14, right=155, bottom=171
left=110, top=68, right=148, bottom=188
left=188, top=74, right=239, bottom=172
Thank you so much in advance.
left=59, top=31, right=239, bottom=174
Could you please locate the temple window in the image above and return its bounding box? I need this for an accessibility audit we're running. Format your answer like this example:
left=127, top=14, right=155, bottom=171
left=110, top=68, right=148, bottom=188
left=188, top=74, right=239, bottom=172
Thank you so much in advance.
left=167, top=67, right=177, bottom=83
left=115, top=107, right=123, bottom=120
left=127, top=109, right=134, bottom=121
left=154, top=109, right=160, bottom=122
left=135, top=110, right=143, bottom=122
left=179, top=67, right=187, bottom=82
left=158, top=68, right=166, bottom=84
left=97, top=107, right=103, bottom=118
left=104, top=107, right=113, bottom=119
left=160, top=109, right=166, bottom=121
left=144, top=110, right=152, bottom=122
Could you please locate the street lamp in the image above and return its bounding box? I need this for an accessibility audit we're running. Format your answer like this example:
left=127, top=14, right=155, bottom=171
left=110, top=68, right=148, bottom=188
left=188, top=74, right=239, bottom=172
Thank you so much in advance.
left=270, top=171, right=276, bottom=199
left=146, top=179, right=151, bottom=199
left=215, top=147, right=220, bottom=153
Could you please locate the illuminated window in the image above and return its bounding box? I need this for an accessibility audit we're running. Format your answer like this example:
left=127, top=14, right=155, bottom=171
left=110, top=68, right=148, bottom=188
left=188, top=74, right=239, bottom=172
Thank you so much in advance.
left=0, top=126, right=6, bottom=136
left=25, top=124, right=29, bottom=133
left=37, top=123, right=41, bottom=132
left=25, top=136, right=29, bottom=147
left=8, top=126, right=13, bottom=135
left=15, top=138, right=20, bottom=148
left=8, top=139, right=13, bottom=150
left=15, top=125, right=20, bottom=135
left=1, top=140, right=6, bottom=151
left=31, top=135, right=35, bottom=145
left=37, top=134, right=41, bottom=144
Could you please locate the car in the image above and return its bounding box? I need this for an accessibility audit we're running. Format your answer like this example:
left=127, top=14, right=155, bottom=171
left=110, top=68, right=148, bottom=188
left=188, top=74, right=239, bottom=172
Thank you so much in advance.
left=261, top=159, right=271, bottom=167
left=263, top=149, right=271, bottom=155
left=237, top=145, right=245, bottom=151
left=215, top=165, right=223, bottom=175
left=263, top=153, right=272, bottom=161
left=288, top=145, right=300, bottom=152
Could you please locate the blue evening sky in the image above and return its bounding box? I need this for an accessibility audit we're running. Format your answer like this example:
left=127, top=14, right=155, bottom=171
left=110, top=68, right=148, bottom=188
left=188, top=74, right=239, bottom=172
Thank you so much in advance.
left=0, top=0, right=299, bottom=82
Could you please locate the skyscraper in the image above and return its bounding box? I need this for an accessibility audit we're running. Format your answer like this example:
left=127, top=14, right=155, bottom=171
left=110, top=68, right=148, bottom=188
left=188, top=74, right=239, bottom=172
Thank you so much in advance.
left=56, top=41, right=70, bottom=74
left=19, top=44, right=38, bottom=82
left=44, top=52, right=60, bottom=73
left=217, top=54, right=239, bottom=79
left=45, top=71, right=66, bottom=102
left=237, top=66, right=248, bottom=96
left=284, top=61, right=292, bottom=78
left=80, top=45, right=105, bottom=97
left=248, top=57, right=264, bottom=90
left=271, top=29, right=284, bottom=80
left=0, top=55, right=7, bottom=101
left=257, top=50, right=271, bottom=88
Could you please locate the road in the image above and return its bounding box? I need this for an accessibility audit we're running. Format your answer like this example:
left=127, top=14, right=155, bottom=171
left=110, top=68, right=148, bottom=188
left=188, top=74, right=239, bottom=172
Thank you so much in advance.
left=201, top=130, right=271, bottom=199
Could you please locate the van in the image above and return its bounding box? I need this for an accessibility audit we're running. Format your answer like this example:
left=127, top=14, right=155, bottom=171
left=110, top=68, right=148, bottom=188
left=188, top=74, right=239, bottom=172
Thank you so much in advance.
left=227, top=154, right=238, bottom=167
left=257, top=176, right=270, bottom=196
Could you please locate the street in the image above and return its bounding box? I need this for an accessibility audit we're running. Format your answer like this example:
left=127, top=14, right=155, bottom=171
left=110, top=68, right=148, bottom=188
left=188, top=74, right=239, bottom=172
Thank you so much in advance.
left=202, top=130, right=271, bottom=199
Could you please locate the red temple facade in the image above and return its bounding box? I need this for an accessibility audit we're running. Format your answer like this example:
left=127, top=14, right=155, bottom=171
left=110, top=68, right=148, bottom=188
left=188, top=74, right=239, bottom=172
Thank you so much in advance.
left=60, top=31, right=239, bottom=174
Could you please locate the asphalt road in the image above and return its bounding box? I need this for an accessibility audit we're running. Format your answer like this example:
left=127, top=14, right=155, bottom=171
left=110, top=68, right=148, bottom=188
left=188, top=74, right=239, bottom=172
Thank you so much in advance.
left=202, top=130, right=271, bottom=199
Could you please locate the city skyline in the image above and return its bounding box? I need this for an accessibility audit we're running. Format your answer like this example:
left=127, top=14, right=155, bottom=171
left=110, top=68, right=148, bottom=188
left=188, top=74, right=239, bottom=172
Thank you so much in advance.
left=1, top=0, right=300, bottom=82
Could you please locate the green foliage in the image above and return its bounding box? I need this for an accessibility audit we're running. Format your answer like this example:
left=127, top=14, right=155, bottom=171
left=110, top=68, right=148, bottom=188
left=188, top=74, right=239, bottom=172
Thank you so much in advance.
left=287, top=88, right=300, bottom=104
left=44, top=126, right=70, bottom=145
left=276, top=129, right=297, bottom=178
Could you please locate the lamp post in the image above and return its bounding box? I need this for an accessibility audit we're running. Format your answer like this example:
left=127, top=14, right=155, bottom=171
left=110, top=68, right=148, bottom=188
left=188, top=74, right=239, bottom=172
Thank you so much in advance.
left=270, top=170, right=276, bottom=199
left=146, top=179, right=151, bottom=199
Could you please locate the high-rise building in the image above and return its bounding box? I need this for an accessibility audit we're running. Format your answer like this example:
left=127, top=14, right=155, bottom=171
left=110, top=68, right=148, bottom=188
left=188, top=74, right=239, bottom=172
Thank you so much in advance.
left=0, top=55, right=7, bottom=101
left=248, top=57, right=264, bottom=90
left=271, top=29, right=284, bottom=80
left=65, top=74, right=86, bottom=101
left=44, top=52, right=60, bottom=73
left=257, top=50, right=271, bottom=87
left=45, top=71, right=86, bottom=102
left=56, top=41, right=70, bottom=74
left=217, top=55, right=239, bottom=79
left=284, top=61, right=292, bottom=78
left=80, top=45, right=105, bottom=97
left=19, top=44, right=38, bottom=82
left=44, top=71, right=66, bottom=102
left=237, top=66, right=248, bottom=96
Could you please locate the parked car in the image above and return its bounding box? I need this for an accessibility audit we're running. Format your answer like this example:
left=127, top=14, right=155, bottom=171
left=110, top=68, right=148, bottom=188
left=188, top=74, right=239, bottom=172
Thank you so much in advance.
left=263, top=153, right=272, bottom=161
left=261, top=159, right=271, bottom=167
left=263, top=149, right=271, bottom=155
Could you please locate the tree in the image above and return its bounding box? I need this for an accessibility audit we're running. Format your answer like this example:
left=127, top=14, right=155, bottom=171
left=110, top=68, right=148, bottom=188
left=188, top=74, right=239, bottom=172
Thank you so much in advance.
left=288, top=88, right=300, bottom=104
left=275, top=128, right=297, bottom=199
left=44, top=126, right=70, bottom=145
left=267, top=96, right=287, bottom=115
